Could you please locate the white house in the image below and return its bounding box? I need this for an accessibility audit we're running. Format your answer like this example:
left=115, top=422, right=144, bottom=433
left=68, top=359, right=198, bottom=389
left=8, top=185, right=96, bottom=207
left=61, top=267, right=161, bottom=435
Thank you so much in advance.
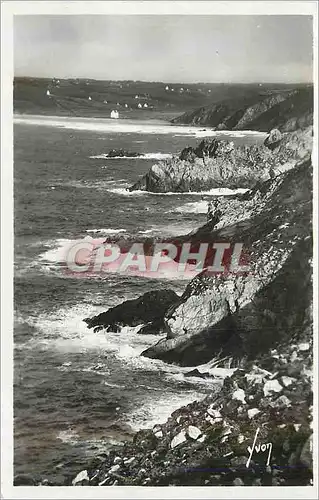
left=110, top=110, right=119, bottom=119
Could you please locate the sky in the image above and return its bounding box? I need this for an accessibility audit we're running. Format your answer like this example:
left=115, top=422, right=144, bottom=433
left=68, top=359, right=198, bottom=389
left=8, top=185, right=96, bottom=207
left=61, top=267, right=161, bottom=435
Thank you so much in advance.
left=14, top=15, right=313, bottom=83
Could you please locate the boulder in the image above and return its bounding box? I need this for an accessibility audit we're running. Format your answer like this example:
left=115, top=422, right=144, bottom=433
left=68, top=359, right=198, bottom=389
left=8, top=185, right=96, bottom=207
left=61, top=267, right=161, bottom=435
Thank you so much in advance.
left=107, top=149, right=142, bottom=158
left=84, top=289, right=178, bottom=332
left=264, top=128, right=282, bottom=150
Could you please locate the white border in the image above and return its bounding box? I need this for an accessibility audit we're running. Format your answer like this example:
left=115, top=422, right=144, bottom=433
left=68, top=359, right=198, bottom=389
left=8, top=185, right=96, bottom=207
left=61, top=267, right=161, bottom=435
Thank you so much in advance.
left=1, top=1, right=318, bottom=499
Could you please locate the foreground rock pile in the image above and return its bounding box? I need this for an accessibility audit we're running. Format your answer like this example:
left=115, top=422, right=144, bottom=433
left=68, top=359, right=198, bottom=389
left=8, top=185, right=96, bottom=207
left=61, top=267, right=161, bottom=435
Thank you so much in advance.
left=70, top=338, right=312, bottom=486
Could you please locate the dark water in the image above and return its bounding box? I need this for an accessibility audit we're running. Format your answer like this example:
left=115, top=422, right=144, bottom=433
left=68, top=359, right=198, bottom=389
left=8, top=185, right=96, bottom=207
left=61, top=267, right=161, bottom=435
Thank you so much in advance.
left=14, top=115, right=264, bottom=482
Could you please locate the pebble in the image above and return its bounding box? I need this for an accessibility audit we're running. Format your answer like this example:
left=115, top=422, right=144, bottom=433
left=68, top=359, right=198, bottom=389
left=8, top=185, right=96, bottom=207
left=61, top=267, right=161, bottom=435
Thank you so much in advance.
left=232, top=388, right=246, bottom=403
left=247, top=408, right=260, bottom=419
left=124, top=456, right=136, bottom=465
left=233, top=477, right=244, bottom=486
left=281, top=376, right=295, bottom=387
left=171, top=430, right=187, bottom=449
left=113, top=456, right=122, bottom=464
left=187, top=425, right=202, bottom=440
left=109, top=464, right=121, bottom=474
left=294, top=424, right=301, bottom=432
left=237, top=434, right=245, bottom=444
left=263, top=379, right=282, bottom=397
left=72, top=470, right=89, bottom=486
left=198, top=434, right=206, bottom=443
left=273, top=395, right=291, bottom=408
left=298, top=342, right=310, bottom=351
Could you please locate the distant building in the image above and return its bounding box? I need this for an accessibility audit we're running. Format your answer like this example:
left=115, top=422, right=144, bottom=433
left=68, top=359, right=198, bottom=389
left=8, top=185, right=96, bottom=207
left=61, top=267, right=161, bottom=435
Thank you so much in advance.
left=135, top=95, right=139, bottom=99
left=116, top=102, right=120, bottom=106
left=143, top=103, right=148, bottom=108
left=165, top=85, right=169, bottom=91
left=103, top=100, right=108, bottom=104
left=138, top=103, right=142, bottom=108
left=110, top=110, right=119, bottom=119
left=46, top=89, right=51, bottom=96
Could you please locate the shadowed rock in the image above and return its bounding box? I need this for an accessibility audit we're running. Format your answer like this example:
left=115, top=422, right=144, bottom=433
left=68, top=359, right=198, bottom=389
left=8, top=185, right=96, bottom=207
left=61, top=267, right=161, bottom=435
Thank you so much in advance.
left=84, top=289, right=179, bottom=333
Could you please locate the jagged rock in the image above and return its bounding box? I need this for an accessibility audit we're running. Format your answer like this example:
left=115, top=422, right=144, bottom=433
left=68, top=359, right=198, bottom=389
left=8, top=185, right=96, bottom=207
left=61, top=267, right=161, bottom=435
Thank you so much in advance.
left=170, top=431, right=187, bottom=449
left=264, top=128, right=282, bottom=150
left=184, top=369, right=212, bottom=378
left=72, top=470, right=89, bottom=486
left=232, top=389, right=246, bottom=404
left=247, top=408, right=260, bottom=419
left=84, top=289, right=178, bottom=332
left=141, top=158, right=312, bottom=366
left=106, top=149, right=142, bottom=158
left=263, top=379, right=283, bottom=397
left=108, top=464, right=121, bottom=474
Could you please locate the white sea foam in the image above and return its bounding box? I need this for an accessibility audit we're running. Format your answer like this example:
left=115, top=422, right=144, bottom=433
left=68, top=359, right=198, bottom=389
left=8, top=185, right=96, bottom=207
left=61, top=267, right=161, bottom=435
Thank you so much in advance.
left=14, top=114, right=266, bottom=139
left=174, top=201, right=209, bottom=214
left=126, top=391, right=208, bottom=431
left=90, top=152, right=172, bottom=160
left=57, top=429, right=80, bottom=444
left=108, top=187, right=250, bottom=197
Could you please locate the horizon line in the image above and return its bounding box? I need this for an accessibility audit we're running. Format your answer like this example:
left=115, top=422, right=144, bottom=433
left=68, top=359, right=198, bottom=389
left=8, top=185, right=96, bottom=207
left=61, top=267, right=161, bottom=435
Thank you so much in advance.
left=13, top=76, right=314, bottom=86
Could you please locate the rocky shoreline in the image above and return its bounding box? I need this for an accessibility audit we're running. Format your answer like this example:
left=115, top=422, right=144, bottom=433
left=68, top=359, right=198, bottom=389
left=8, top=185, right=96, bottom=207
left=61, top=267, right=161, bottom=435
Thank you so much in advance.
left=61, top=122, right=313, bottom=488
left=129, top=126, right=312, bottom=193
left=19, top=108, right=313, bottom=487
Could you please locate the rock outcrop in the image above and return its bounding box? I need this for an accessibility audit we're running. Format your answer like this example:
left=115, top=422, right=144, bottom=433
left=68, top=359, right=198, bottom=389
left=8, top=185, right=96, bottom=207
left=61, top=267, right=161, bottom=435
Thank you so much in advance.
left=84, top=289, right=179, bottom=333
left=172, top=87, right=313, bottom=132
left=129, top=127, right=312, bottom=193
left=141, top=157, right=312, bottom=365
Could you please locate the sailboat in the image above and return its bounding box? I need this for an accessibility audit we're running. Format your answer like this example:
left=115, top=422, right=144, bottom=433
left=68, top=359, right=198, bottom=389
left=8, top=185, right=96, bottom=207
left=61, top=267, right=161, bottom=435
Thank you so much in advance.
left=110, top=110, right=119, bottom=119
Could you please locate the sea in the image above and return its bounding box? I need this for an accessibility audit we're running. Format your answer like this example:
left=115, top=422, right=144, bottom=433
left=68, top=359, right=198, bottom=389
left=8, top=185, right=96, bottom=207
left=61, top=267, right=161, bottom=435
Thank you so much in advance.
left=14, top=113, right=265, bottom=483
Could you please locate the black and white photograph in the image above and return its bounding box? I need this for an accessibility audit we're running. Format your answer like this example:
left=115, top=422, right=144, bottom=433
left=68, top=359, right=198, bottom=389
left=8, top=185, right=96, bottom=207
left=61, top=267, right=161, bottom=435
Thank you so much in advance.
left=1, top=1, right=318, bottom=498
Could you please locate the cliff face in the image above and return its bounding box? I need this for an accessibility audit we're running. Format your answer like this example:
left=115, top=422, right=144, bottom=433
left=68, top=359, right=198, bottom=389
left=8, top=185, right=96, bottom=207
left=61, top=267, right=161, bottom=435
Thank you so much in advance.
left=141, top=157, right=312, bottom=366
left=129, top=127, right=312, bottom=193
left=172, top=87, right=313, bottom=132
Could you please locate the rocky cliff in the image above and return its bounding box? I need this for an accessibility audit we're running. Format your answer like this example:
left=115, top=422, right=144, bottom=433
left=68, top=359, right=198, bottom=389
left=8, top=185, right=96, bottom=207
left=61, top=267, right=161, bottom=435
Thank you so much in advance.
left=68, top=127, right=313, bottom=488
left=141, top=157, right=312, bottom=365
left=172, top=87, right=313, bottom=132
left=129, top=126, right=312, bottom=193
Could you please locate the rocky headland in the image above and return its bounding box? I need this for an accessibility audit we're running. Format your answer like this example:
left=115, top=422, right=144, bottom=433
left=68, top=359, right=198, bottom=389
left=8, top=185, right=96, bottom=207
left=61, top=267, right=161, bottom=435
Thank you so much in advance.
left=62, top=122, right=314, bottom=488
left=129, top=126, right=312, bottom=193
left=171, top=86, right=313, bottom=133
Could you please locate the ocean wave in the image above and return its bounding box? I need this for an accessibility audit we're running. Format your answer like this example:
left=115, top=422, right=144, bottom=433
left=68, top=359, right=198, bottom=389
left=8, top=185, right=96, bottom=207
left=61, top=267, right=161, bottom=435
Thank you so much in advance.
left=126, top=390, right=208, bottom=432
left=14, top=114, right=266, bottom=138
left=90, top=153, right=172, bottom=160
